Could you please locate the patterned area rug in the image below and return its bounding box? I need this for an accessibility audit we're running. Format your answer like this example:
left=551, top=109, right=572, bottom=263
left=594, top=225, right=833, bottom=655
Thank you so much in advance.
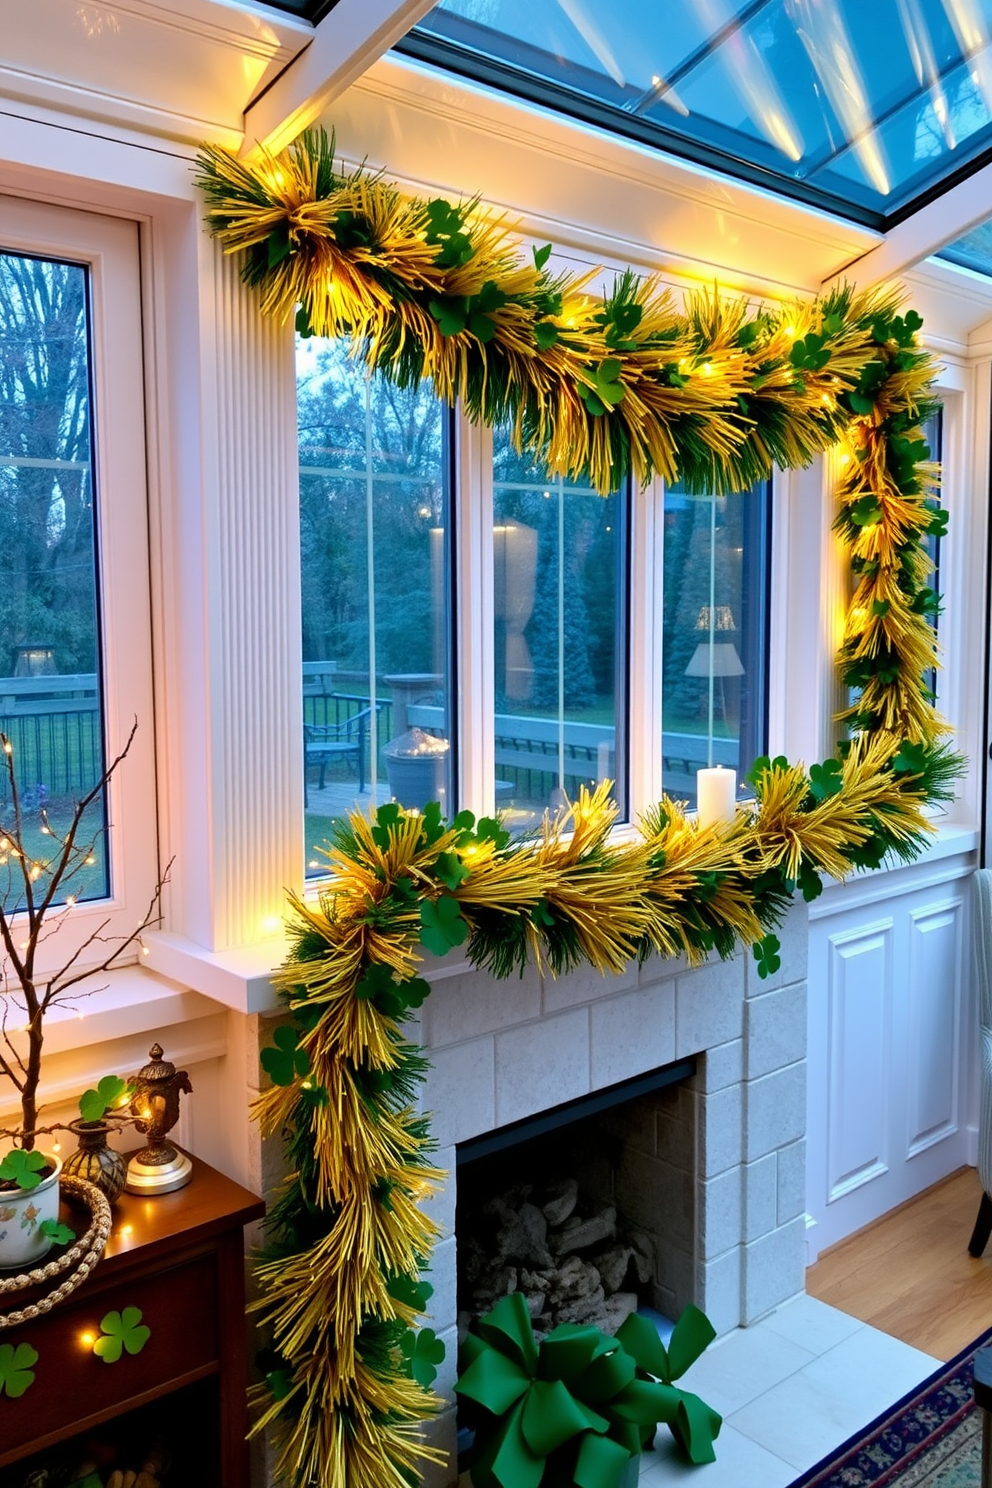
left=789, top=1327, right=992, bottom=1487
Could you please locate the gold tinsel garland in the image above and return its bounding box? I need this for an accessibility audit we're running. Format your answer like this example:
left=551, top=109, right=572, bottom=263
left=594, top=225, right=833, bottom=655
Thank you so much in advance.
left=194, top=129, right=961, bottom=1488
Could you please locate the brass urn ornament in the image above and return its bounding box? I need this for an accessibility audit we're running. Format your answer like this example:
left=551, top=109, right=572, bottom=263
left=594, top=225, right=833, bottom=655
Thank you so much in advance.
left=125, top=1045, right=193, bottom=1195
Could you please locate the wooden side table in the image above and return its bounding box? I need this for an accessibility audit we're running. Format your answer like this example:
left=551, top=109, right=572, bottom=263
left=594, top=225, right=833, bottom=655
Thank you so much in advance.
left=0, top=1154, right=264, bottom=1485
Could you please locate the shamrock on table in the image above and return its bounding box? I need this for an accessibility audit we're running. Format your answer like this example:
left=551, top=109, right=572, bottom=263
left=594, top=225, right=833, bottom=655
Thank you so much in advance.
left=93, top=1307, right=151, bottom=1363
left=0, top=1341, right=38, bottom=1398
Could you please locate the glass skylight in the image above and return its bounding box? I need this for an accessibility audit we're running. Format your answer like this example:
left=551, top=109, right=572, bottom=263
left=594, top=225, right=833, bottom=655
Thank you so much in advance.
left=398, top=0, right=992, bottom=228
left=937, top=216, right=992, bottom=272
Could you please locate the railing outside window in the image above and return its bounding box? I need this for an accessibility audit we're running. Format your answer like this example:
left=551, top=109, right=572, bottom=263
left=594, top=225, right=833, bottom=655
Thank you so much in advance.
left=298, top=339, right=455, bottom=876
left=0, top=250, right=107, bottom=901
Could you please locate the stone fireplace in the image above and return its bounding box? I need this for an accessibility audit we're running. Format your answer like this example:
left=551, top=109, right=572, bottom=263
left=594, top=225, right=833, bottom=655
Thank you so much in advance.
left=415, top=900, right=809, bottom=1486
left=455, top=1059, right=698, bottom=1340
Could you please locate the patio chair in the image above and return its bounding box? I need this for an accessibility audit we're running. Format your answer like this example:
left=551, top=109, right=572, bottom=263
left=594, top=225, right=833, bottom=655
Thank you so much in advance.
left=969, top=867, right=992, bottom=1256
left=304, top=705, right=379, bottom=807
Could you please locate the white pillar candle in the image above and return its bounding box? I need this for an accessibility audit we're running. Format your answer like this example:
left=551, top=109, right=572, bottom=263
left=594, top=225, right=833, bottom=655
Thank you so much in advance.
left=696, top=766, right=737, bottom=828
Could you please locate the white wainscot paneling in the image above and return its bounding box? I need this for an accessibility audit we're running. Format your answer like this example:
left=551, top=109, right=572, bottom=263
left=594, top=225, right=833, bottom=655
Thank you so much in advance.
left=806, top=853, right=975, bottom=1260
left=907, top=900, right=963, bottom=1157
left=826, top=921, right=893, bottom=1203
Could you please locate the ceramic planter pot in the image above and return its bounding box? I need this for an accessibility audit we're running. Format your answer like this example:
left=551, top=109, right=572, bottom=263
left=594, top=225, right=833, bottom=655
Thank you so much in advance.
left=0, top=1153, right=62, bottom=1270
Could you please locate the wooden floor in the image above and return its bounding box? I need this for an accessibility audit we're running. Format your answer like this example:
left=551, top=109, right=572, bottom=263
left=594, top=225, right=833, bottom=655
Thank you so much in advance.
left=807, top=1167, right=992, bottom=1361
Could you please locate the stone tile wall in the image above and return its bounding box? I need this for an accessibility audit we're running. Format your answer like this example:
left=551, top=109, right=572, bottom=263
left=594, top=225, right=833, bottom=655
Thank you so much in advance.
left=416, top=900, right=810, bottom=1486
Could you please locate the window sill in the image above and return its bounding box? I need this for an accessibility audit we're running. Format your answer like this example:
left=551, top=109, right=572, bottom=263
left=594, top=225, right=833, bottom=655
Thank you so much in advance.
left=808, top=820, right=979, bottom=919
left=141, top=931, right=290, bottom=1015
left=0, top=963, right=226, bottom=1122
left=141, top=821, right=981, bottom=1014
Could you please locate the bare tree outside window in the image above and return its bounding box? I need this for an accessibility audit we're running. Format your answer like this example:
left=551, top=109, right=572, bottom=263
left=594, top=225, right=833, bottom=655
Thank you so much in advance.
left=0, top=250, right=107, bottom=902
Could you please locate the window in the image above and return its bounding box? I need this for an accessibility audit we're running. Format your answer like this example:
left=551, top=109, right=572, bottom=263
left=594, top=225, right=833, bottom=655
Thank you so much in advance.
left=661, top=480, right=771, bottom=808
left=298, top=338, right=455, bottom=874
left=921, top=407, right=943, bottom=707
left=491, top=429, right=628, bottom=831
left=0, top=199, right=156, bottom=953
left=296, top=365, right=773, bottom=859
left=0, top=248, right=107, bottom=899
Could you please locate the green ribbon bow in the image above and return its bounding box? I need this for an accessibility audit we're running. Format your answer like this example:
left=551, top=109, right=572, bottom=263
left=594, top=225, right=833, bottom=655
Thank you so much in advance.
left=454, top=1293, right=722, bottom=1488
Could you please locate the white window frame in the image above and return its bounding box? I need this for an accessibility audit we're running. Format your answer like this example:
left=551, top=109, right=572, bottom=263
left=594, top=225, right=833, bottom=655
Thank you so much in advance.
left=0, top=195, right=158, bottom=983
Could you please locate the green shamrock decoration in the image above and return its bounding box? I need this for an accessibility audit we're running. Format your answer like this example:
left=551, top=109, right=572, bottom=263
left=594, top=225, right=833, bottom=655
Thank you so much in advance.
left=0, top=1342, right=38, bottom=1399
left=435, top=851, right=471, bottom=891
left=388, top=1273, right=434, bottom=1313
left=267, top=1365, right=295, bottom=1400
left=753, top=933, right=782, bottom=980
left=260, top=1026, right=311, bottom=1087
left=401, top=1326, right=446, bottom=1389
left=808, top=759, right=843, bottom=802
left=356, top=965, right=431, bottom=1018
left=38, top=1218, right=74, bottom=1246
left=0, top=1149, right=47, bottom=1192
left=79, top=1074, right=131, bottom=1123
left=355, top=963, right=397, bottom=1002
left=577, top=357, right=625, bottom=416
left=892, top=739, right=929, bottom=777
left=93, top=1307, right=151, bottom=1363
left=420, top=894, right=468, bottom=956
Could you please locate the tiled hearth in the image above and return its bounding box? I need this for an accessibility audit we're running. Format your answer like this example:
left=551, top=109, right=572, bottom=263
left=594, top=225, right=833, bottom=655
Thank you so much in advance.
left=415, top=901, right=811, bottom=1485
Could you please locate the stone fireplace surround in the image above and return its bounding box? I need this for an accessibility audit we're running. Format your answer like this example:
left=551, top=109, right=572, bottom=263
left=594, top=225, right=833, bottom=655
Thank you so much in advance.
left=414, top=901, right=809, bottom=1485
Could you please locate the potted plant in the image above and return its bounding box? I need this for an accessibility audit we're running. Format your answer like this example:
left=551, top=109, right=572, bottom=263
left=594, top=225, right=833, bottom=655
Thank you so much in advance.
left=0, top=725, right=167, bottom=1267
left=454, top=1293, right=722, bottom=1488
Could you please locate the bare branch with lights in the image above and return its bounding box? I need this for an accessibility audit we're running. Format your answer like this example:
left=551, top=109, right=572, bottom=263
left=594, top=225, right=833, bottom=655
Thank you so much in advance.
left=0, top=725, right=171, bottom=1151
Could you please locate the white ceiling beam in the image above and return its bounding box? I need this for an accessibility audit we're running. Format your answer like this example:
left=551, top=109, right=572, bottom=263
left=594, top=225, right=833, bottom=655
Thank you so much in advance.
left=241, top=0, right=437, bottom=158
left=822, top=158, right=992, bottom=289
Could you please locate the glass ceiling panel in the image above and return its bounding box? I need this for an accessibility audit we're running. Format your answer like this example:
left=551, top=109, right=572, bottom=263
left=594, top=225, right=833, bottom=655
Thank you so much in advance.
left=398, top=0, right=992, bottom=227
left=936, top=215, right=992, bottom=272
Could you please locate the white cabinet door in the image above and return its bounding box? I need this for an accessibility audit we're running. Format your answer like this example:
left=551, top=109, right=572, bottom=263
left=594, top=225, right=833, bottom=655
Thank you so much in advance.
left=805, top=852, right=975, bottom=1261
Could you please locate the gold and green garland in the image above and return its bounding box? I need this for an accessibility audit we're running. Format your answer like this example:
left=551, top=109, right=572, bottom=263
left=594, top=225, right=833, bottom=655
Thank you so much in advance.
left=195, top=129, right=963, bottom=1488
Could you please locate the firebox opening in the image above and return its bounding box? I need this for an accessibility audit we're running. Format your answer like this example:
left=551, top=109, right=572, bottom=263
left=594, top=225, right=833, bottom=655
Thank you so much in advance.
left=455, top=1058, right=698, bottom=1345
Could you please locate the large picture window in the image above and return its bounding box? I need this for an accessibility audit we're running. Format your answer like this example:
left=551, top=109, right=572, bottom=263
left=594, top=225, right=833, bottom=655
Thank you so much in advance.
left=298, top=340, right=455, bottom=875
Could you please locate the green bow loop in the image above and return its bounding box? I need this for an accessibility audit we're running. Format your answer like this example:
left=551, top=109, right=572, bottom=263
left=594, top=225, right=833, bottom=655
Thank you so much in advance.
left=460, top=1330, right=487, bottom=1369
left=574, top=1432, right=634, bottom=1488
left=608, top=1418, right=647, bottom=1459
left=538, top=1323, right=609, bottom=1385
left=671, top=1389, right=723, bottom=1465
left=477, top=1397, right=545, bottom=1488
left=522, top=1378, right=607, bottom=1456
left=614, top=1307, right=722, bottom=1462
left=477, top=1291, right=540, bottom=1374
left=615, top=1311, right=670, bottom=1378
left=609, top=1377, right=681, bottom=1425
left=667, top=1304, right=717, bottom=1379
left=577, top=1338, right=637, bottom=1402
left=455, top=1343, right=532, bottom=1416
